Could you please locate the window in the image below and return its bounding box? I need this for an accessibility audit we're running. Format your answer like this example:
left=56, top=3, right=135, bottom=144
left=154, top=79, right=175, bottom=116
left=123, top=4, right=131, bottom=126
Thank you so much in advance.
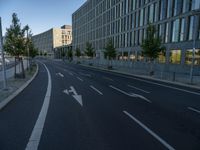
left=172, top=19, right=180, bottom=42
left=191, top=0, right=200, bottom=10
left=149, top=4, right=154, bottom=23
left=182, top=0, right=188, bottom=13
left=185, top=49, right=200, bottom=65
left=170, top=50, right=181, bottom=64
left=165, top=23, right=169, bottom=43
left=180, top=18, right=185, bottom=41
left=188, top=16, right=194, bottom=40
left=158, top=51, right=166, bottom=63
left=167, top=0, right=171, bottom=18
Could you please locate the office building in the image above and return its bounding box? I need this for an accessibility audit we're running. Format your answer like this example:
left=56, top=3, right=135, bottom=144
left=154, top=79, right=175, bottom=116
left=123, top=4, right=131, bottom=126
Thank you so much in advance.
left=32, top=25, right=72, bottom=56
left=72, top=0, right=200, bottom=65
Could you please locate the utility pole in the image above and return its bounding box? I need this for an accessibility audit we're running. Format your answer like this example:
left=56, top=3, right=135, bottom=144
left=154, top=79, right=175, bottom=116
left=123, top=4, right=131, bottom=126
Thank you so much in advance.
left=0, top=17, right=7, bottom=89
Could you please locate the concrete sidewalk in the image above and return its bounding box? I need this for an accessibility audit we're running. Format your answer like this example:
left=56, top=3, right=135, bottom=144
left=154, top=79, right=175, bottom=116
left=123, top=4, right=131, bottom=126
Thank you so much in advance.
left=0, top=64, right=38, bottom=109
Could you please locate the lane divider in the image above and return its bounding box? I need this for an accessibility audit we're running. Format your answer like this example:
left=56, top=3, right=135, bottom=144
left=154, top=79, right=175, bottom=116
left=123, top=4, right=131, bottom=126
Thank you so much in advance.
left=90, top=85, right=103, bottom=95
left=123, top=111, right=175, bottom=150
left=188, top=107, right=200, bottom=114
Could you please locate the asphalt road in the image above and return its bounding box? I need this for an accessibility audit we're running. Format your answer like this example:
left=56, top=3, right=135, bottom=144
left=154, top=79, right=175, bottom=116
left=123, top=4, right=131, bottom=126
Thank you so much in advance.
left=0, top=58, right=200, bottom=150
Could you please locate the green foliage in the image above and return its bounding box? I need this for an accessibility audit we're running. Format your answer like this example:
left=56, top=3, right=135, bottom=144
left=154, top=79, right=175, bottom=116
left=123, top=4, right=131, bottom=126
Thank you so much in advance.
left=3, top=13, right=26, bottom=57
left=67, top=48, right=73, bottom=60
left=29, top=41, right=38, bottom=58
left=104, top=39, right=116, bottom=60
left=75, top=48, right=81, bottom=57
left=84, top=42, right=94, bottom=58
left=141, top=24, right=165, bottom=61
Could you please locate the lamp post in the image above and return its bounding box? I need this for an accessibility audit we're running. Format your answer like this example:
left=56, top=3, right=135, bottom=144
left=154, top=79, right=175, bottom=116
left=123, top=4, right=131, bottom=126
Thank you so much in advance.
left=0, top=17, right=7, bottom=89
left=190, top=9, right=200, bottom=84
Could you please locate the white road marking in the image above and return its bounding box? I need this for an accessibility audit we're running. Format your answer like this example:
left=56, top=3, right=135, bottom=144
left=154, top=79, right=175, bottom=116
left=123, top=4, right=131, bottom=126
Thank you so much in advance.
left=68, top=72, right=74, bottom=76
left=103, top=76, right=114, bottom=81
left=56, top=72, right=64, bottom=78
left=109, top=85, right=151, bottom=103
left=77, top=77, right=83, bottom=82
left=188, top=107, right=200, bottom=114
left=26, top=62, right=52, bottom=150
left=90, top=85, right=103, bottom=95
left=91, top=69, right=200, bottom=96
left=123, top=111, right=175, bottom=150
left=79, top=72, right=91, bottom=77
left=128, top=85, right=150, bottom=94
left=63, top=86, right=83, bottom=107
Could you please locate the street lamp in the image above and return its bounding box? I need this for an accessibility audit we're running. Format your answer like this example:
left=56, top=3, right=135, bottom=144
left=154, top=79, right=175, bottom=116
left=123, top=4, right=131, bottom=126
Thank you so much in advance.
left=190, top=9, right=200, bottom=84
left=0, top=17, right=7, bottom=89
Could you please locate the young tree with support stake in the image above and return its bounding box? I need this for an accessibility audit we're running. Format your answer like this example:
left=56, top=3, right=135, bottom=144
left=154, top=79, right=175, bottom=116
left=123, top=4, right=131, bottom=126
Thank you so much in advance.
left=104, top=39, right=117, bottom=69
left=75, top=47, right=81, bottom=63
left=84, top=42, right=95, bottom=65
left=3, top=13, right=27, bottom=78
left=141, top=24, right=165, bottom=76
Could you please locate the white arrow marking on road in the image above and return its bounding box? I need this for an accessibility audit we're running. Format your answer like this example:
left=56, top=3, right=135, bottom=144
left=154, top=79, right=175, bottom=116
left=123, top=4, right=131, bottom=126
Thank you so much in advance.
left=63, top=86, right=83, bottom=107
left=63, top=89, right=69, bottom=95
left=72, top=95, right=83, bottom=106
left=109, top=85, right=151, bottom=103
left=56, top=72, right=64, bottom=78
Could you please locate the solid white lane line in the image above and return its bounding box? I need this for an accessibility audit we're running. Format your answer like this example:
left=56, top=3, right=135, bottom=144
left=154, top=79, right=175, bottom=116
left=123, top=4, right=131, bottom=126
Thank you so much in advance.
left=77, top=77, right=83, bottom=82
left=26, top=63, right=52, bottom=150
left=188, top=107, right=200, bottom=114
left=109, top=85, right=151, bottom=103
left=103, top=76, right=114, bottom=81
left=123, top=111, right=175, bottom=150
left=128, top=85, right=150, bottom=94
left=90, top=85, right=103, bottom=95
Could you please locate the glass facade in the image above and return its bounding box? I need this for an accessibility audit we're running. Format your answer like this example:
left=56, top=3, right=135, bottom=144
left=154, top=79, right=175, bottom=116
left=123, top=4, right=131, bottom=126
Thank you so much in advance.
left=72, top=0, right=200, bottom=64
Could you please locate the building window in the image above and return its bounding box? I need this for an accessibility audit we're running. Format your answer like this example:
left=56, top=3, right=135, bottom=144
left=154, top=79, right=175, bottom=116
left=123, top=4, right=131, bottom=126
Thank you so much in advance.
left=185, top=49, right=200, bottom=65
left=191, top=0, right=200, bottom=10
left=180, top=18, right=185, bottom=41
left=149, top=4, right=154, bottom=23
left=167, top=0, right=171, bottom=18
left=170, top=50, right=181, bottom=64
left=182, top=0, right=188, bottom=13
left=172, top=19, right=180, bottom=42
left=165, top=22, right=169, bottom=43
left=158, top=51, right=166, bottom=63
left=188, top=16, right=194, bottom=40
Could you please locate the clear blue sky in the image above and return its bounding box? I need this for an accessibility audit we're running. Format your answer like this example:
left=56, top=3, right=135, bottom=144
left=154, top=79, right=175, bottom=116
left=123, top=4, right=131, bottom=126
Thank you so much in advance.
left=0, top=0, right=86, bottom=36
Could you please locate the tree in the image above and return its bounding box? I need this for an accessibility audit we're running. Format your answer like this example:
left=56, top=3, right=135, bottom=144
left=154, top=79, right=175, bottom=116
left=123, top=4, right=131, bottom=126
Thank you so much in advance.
left=67, top=48, right=73, bottom=61
left=3, top=13, right=27, bottom=78
left=84, top=42, right=94, bottom=58
left=141, top=24, right=165, bottom=75
left=75, top=48, right=81, bottom=58
left=104, top=39, right=116, bottom=69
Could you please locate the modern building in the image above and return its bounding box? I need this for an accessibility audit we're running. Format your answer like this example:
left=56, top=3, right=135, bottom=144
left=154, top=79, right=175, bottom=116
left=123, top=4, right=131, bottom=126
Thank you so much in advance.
left=32, top=25, right=72, bottom=56
left=72, top=0, right=200, bottom=66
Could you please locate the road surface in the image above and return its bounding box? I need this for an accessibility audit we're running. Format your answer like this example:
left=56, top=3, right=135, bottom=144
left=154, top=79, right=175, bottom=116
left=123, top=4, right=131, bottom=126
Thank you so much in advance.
left=0, top=58, right=200, bottom=150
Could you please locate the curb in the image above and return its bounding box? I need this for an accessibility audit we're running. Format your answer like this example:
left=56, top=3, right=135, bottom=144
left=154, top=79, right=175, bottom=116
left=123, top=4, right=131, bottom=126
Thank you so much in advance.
left=80, top=64, right=200, bottom=90
left=0, top=63, right=39, bottom=110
